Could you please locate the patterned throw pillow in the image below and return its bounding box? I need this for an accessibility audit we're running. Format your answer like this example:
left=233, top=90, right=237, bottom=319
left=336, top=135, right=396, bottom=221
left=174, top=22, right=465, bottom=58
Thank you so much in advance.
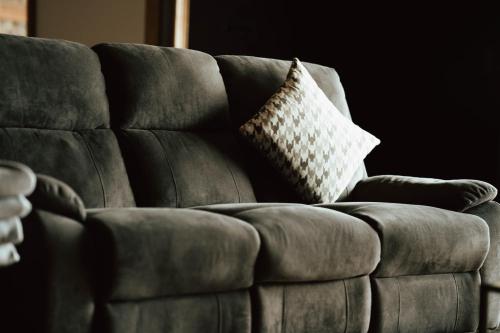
left=239, top=58, right=380, bottom=203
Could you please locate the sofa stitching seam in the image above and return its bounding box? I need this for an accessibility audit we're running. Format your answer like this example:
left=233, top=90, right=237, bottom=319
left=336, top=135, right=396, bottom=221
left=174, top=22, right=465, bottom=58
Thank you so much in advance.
left=281, top=285, right=287, bottom=333
left=76, top=131, right=107, bottom=207
left=215, top=294, right=222, bottom=333
left=150, top=130, right=179, bottom=207
left=452, top=273, right=459, bottom=332
left=343, top=279, right=349, bottom=333
left=396, top=277, right=401, bottom=333
left=223, top=159, right=241, bottom=203
left=133, top=303, right=141, bottom=333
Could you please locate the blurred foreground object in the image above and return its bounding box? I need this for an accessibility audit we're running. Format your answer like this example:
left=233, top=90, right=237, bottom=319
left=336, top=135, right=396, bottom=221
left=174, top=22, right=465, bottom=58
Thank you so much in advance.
left=0, top=160, right=35, bottom=266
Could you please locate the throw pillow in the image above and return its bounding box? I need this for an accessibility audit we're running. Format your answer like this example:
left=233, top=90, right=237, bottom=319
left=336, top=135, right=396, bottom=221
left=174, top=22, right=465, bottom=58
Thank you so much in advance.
left=239, top=58, right=380, bottom=203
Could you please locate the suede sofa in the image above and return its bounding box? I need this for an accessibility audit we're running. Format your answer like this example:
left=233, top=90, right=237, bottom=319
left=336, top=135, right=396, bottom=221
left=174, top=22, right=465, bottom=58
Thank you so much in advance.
left=0, top=33, right=499, bottom=333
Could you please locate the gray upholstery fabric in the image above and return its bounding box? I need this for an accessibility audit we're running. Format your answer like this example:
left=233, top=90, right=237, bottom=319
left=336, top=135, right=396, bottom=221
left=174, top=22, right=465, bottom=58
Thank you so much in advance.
left=118, top=129, right=255, bottom=207
left=215, top=55, right=353, bottom=126
left=319, top=202, right=490, bottom=276
left=371, top=272, right=480, bottom=333
left=215, top=55, right=367, bottom=202
left=100, top=291, right=251, bottom=333
left=0, top=129, right=135, bottom=208
left=349, top=175, right=498, bottom=211
left=195, top=204, right=380, bottom=282
left=87, top=207, right=260, bottom=300
left=93, top=44, right=229, bottom=130
left=94, top=44, right=257, bottom=207
left=0, top=34, right=108, bottom=129
left=466, top=201, right=500, bottom=330
left=0, top=34, right=135, bottom=209
left=0, top=210, right=94, bottom=333
left=253, top=277, right=371, bottom=333
left=29, top=174, right=86, bottom=222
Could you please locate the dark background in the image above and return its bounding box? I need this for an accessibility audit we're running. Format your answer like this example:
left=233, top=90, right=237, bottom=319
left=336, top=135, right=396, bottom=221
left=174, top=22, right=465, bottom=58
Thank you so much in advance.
left=189, top=1, right=500, bottom=186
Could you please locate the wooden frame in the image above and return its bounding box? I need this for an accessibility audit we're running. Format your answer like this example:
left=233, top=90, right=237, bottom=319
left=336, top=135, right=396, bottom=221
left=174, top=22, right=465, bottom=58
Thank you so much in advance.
left=27, top=0, right=36, bottom=36
left=145, top=0, right=190, bottom=47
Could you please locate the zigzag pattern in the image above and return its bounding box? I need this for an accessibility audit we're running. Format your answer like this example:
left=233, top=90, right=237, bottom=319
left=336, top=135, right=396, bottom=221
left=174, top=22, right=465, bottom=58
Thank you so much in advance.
left=240, top=58, right=380, bottom=203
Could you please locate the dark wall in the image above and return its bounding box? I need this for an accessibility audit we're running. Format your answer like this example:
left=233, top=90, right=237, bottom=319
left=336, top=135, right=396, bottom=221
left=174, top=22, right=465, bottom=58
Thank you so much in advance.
left=190, top=2, right=500, bottom=186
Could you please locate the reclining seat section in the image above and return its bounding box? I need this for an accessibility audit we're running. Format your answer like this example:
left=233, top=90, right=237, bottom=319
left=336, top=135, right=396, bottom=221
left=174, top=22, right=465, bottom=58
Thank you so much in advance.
left=213, top=55, right=496, bottom=333
left=94, top=44, right=381, bottom=333
left=321, top=202, right=488, bottom=332
left=0, top=34, right=136, bottom=332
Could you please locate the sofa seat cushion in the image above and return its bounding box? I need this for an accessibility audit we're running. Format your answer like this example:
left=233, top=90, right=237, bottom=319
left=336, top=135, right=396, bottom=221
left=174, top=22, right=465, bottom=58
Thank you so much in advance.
left=195, top=203, right=380, bottom=283
left=87, top=208, right=260, bottom=301
left=318, top=202, right=490, bottom=277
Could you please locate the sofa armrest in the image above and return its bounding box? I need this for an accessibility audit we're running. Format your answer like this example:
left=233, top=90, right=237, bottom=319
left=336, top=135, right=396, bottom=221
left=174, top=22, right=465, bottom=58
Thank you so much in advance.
left=347, top=175, right=497, bottom=212
left=0, top=160, right=36, bottom=197
left=0, top=209, right=94, bottom=333
left=466, top=201, right=500, bottom=330
left=0, top=160, right=36, bottom=267
left=29, top=174, right=86, bottom=222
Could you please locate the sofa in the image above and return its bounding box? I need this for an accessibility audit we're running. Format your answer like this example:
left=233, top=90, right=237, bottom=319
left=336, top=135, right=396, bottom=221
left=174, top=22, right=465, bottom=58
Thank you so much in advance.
left=0, top=33, right=499, bottom=333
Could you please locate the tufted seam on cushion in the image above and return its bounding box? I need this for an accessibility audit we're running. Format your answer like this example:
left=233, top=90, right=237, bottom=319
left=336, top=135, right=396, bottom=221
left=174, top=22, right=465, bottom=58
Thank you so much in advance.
left=149, top=130, right=179, bottom=207
left=133, top=303, right=141, bottom=333
left=222, top=158, right=241, bottom=203
left=194, top=203, right=300, bottom=214
left=343, top=279, right=349, bottom=333
left=215, top=294, right=222, bottom=333
left=76, top=131, right=106, bottom=207
left=396, top=277, right=401, bottom=333
left=451, top=273, right=459, bottom=332
left=281, top=285, right=287, bottom=333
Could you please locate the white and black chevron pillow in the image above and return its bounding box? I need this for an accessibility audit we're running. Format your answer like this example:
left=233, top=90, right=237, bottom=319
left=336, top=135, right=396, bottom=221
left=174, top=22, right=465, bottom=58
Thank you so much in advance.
left=239, top=58, right=380, bottom=203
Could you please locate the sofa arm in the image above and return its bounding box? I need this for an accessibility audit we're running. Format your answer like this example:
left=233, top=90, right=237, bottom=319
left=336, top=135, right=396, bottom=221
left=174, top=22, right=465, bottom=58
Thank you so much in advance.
left=1, top=160, right=36, bottom=267
left=348, top=175, right=497, bottom=212
left=466, top=202, right=500, bottom=330
left=0, top=160, right=36, bottom=197
left=0, top=209, right=94, bottom=333
left=29, top=174, right=86, bottom=222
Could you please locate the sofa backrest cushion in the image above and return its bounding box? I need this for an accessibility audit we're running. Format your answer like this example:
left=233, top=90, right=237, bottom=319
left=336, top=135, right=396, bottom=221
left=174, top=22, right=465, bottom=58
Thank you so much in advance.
left=0, top=34, right=135, bottom=208
left=94, top=44, right=256, bottom=207
left=216, top=55, right=367, bottom=201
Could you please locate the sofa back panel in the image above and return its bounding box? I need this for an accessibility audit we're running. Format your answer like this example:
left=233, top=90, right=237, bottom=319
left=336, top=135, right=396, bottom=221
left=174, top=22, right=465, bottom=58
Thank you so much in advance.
left=118, top=129, right=255, bottom=207
left=216, top=55, right=367, bottom=202
left=216, top=55, right=353, bottom=126
left=99, top=291, right=251, bottom=333
left=0, top=129, right=135, bottom=208
left=0, top=34, right=108, bottom=129
left=95, top=44, right=257, bottom=207
left=93, top=43, right=230, bottom=130
left=0, top=34, right=135, bottom=208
